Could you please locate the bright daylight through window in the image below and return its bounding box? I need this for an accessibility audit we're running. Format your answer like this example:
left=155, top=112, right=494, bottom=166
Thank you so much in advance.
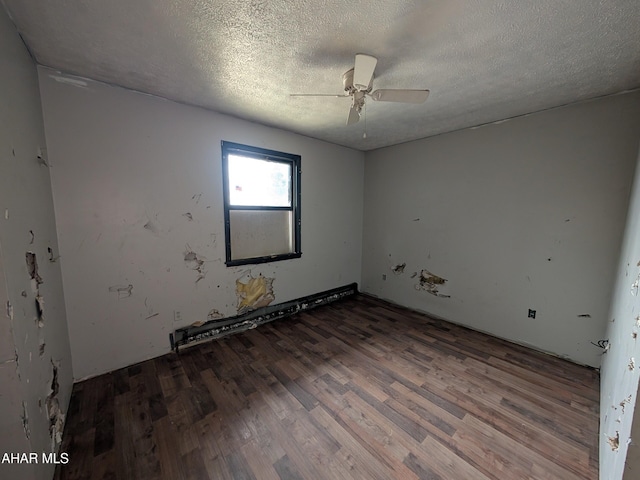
left=222, top=141, right=301, bottom=266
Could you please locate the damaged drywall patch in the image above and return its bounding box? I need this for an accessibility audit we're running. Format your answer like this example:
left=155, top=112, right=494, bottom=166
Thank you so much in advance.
left=415, top=269, right=450, bottom=298
left=236, top=271, right=275, bottom=314
left=392, top=263, right=406, bottom=275
left=184, top=246, right=207, bottom=283
left=108, top=284, right=133, bottom=298
left=25, top=252, right=43, bottom=285
left=46, top=360, right=64, bottom=448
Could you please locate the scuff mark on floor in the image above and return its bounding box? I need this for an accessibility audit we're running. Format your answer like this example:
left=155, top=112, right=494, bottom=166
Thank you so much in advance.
left=392, top=263, right=406, bottom=275
left=236, top=271, right=275, bottom=314
left=108, top=284, right=134, bottom=298
left=607, top=431, right=620, bottom=451
left=25, top=252, right=43, bottom=285
left=415, top=269, right=450, bottom=298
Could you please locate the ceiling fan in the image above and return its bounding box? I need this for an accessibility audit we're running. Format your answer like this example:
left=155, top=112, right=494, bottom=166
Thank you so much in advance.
left=291, top=54, right=430, bottom=126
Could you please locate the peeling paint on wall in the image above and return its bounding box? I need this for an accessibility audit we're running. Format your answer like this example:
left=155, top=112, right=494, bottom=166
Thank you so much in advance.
left=6, top=301, right=13, bottom=320
left=620, top=395, right=632, bottom=413
left=236, top=271, right=275, bottom=314
left=108, top=284, right=133, bottom=298
left=25, top=252, right=43, bottom=285
left=415, top=269, right=450, bottom=298
left=207, top=309, right=223, bottom=321
left=46, top=361, right=64, bottom=448
left=183, top=246, right=206, bottom=283
left=47, top=247, right=59, bottom=263
left=629, top=357, right=635, bottom=370
left=35, top=294, right=45, bottom=327
left=392, top=263, right=406, bottom=275
left=608, top=431, right=620, bottom=451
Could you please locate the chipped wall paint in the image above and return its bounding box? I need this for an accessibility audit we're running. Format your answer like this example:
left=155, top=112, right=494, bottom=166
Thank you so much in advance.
left=362, top=91, right=640, bottom=368
left=600, top=138, right=640, bottom=479
left=0, top=8, right=73, bottom=480
left=415, top=269, right=450, bottom=298
left=39, top=68, right=364, bottom=380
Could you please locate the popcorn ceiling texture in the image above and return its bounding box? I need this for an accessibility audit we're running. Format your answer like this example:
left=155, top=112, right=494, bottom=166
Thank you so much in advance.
left=3, top=0, right=640, bottom=151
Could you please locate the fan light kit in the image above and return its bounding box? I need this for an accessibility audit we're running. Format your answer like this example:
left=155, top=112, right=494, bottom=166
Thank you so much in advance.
left=291, top=54, right=429, bottom=126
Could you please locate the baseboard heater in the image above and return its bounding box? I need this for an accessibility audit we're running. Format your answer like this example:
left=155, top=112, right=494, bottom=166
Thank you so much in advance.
left=170, top=282, right=358, bottom=352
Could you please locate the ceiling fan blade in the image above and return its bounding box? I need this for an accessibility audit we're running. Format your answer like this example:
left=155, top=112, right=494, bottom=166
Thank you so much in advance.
left=346, top=104, right=360, bottom=125
left=290, top=93, right=349, bottom=97
left=353, top=54, right=377, bottom=90
left=370, top=89, right=430, bottom=103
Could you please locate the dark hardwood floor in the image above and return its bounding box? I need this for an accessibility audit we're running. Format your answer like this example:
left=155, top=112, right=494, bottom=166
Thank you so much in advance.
left=55, top=294, right=600, bottom=479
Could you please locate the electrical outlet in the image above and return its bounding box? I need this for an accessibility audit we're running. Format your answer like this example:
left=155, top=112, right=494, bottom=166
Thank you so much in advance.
left=528, top=309, right=536, bottom=319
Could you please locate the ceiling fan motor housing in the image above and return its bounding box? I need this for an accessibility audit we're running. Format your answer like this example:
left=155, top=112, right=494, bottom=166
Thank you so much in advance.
left=342, top=68, right=372, bottom=94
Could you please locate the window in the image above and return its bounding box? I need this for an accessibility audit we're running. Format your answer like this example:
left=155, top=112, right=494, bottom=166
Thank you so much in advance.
left=221, top=141, right=301, bottom=266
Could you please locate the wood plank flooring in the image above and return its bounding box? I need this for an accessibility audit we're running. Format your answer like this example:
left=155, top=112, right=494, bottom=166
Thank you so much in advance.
left=54, top=294, right=600, bottom=479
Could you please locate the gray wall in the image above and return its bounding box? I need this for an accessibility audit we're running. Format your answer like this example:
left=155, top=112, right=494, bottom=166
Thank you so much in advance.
left=38, top=69, right=365, bottom=381
left=624, top=382, right=640, bottom=479
left=602, top=141, right=640, bottom=479
left=362, top=92, right=640, bottom=367
left=0, top=7, right=72, bottom=480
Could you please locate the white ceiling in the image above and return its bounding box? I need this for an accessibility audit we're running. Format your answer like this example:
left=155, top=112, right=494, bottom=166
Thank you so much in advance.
left=3, top=1, right=640, bottom=151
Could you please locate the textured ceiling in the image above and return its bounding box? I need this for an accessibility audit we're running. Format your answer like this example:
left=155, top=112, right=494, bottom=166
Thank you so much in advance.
left=3, top=0, right=640, bottom=151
